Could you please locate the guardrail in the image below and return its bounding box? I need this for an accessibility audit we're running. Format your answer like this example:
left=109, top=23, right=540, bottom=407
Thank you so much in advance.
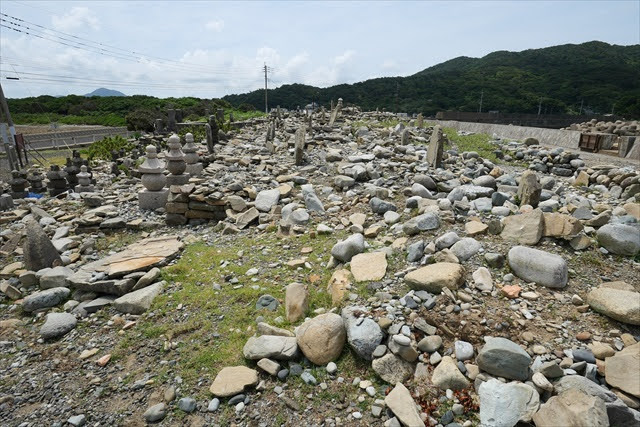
left=0, top=127, right=131, bottom=152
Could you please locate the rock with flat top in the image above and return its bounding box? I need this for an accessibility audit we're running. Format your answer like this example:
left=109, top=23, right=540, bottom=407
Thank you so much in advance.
left=113, top=282, right=163, bottom=315
left=350, top=252, right=387, bottom=281
left=404, top=262, right=464, bottom=293
left=209, top=366, right=259, bottom=397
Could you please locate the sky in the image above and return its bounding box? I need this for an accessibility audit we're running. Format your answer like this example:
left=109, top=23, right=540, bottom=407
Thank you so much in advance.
left=0, top=0, right=639, bottom=99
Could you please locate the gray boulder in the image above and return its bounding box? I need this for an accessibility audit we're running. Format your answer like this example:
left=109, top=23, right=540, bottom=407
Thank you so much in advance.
left=450, top=237, right=482, bottom=261
left=370, top=197, right=397, bottom=214
left=39, top=266, right=74, bottom=290
left=243, top=335, right=298, bottom=360
left=254, top=189, right=280, bottom=212
left=402, top=213, right=440, bottom=235
left=23, top=218, right=62, bottom=271
left=508, top=246, right=568, bottom=288
left=476, top=337, right=532, bottom=381
left=554, top=375, right=640, bottom=426
left=341, top=306, right=384, bottom=360
left=479, top=379, right=540, bottom=427
left=597, top=224, right=640, bottom=256
left=331, top=233, right=365, bottom=262
left=22, top=287, right=70, bottom=312
left=113, top=282, right=163, bottom=315
left=40, top=312, right=77, bottom=339
left=301, top=184, right=325, bottom=214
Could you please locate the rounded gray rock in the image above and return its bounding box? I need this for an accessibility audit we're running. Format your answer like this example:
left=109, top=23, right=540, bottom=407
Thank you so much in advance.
left=22, top=287, right=71, bottom=312
left=596, top=224, right=640, bottom=256
left=331, top=233, right=365, bottom=262
left=40, top=312, right=77, bottom=339
left=508, top=246, right=568, bottom=288
left=477, top=337, right=532, bottom=381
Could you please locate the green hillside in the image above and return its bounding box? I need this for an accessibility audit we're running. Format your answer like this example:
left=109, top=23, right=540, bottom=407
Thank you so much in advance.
left=223, top=41, right=640, bottom=117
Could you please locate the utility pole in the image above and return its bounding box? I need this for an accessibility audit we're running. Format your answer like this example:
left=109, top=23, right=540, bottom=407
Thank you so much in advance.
left=579, top=99, right=584, bottom=115
left=478, top=89, right=484, bottom=113
left=263, top=63, right=268, bottom=114
left=0, top=82, right=18, bottom=170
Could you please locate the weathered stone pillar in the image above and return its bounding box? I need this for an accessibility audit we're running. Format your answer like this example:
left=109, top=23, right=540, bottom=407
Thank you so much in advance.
left=426, top=125, right=443, bottom=168
left=167, top=109, right=176, bottom=132
left=294, top=126, right=305, bottom=166
left=329, top=98, right=343, bottom=127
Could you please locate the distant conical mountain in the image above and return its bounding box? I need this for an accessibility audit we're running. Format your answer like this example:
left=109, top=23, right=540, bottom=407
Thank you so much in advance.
left=84, top=88, right=126, bottom=97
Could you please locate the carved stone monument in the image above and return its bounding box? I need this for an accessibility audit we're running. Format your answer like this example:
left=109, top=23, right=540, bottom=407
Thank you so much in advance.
left=27, top=169, right=46, bottom=194
left=165, top=134, right=190, bottom=186
left=9, top=170, right=28, bottom=199
left=138, top=145, right=168, bottom=210
left=74, top=165, right=94, bottom=193
left=46, top=165, right=68, bottom=196
left=183, top=132, right=202, bottom=176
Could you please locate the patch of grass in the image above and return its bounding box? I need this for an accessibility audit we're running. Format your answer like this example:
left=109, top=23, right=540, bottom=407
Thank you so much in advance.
left=572, top=250, right=607, bottom=269
left=442, top=127, right=498, bottom=163
left=108, top=231, right=349, bottom=397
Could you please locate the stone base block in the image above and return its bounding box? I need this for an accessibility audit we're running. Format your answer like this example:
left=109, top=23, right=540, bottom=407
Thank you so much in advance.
left=75, top=185, right=95, bottom=193
left=138, top=189, right=169, bottom=210
left=48, top=188, right=68, bottom=197
left=10, top=191, right=28, bottom=199
left=166, top=173, right=190, bottom=186
left=185, top=163, right=203, bottom=177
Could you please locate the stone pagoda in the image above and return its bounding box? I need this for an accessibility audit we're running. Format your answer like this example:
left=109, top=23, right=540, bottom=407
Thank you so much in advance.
left=138, top=145, right=168, bottom=210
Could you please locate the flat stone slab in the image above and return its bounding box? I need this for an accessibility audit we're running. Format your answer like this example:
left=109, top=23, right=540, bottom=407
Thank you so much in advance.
left=209, top=366, right=259, bottom=397
left=69, top=235, right=183, bottom=282
left=350, top=252, right=387, bottom=282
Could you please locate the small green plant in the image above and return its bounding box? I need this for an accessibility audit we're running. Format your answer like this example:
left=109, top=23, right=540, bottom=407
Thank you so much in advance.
left=86, top=135, right=134, bottom=161
left=178, top=125, right=206, bottom=143
left=443, top=127, right=499, bottom=163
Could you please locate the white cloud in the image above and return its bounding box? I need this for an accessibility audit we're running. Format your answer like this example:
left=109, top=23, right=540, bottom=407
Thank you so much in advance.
left=205, top=19, right=224, bottom=32
left=52, top=7, right=100, bottom=32
left=334, top=49, right=355, bottom=65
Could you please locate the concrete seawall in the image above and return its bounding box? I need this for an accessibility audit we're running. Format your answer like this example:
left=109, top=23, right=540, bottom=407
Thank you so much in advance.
left=433, top=120, right=582, bottom=149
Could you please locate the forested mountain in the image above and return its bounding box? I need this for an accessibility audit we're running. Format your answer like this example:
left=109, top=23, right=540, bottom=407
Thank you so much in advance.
left=223, top=41, right=640, bottom=117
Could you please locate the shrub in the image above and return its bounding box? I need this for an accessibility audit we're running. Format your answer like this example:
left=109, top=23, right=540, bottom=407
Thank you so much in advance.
left=86, top=135, right=134, bottom=161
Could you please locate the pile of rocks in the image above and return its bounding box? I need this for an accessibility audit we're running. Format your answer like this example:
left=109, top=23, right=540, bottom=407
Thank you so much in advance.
left=0, top=105, right=638, bottom=426
left=566, top=119, right=640, bottom=136
left=165, top=183, right=227, bottom=226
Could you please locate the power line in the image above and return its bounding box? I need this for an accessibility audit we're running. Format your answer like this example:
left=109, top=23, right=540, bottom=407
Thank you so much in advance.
left=1, top=13, right=261, bottom=75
